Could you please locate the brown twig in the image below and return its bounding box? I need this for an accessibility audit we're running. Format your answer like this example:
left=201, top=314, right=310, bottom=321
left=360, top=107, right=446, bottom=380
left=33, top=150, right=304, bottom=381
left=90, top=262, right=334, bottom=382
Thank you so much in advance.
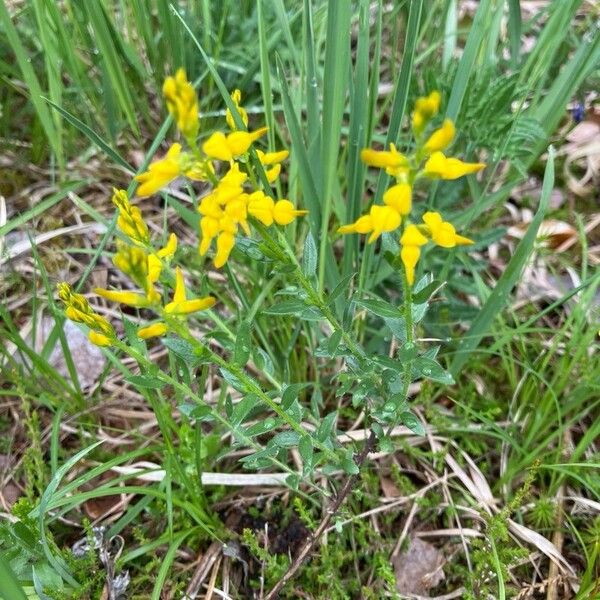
left=264, top=431, right=377, bottom=600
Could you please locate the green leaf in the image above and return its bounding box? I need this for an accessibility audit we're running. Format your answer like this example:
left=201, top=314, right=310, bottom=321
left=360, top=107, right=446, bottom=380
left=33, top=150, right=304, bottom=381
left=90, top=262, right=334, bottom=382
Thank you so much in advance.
left=0, top=555, right=28, bottom=600
left=263, top=299, right=307, bottom=315
left=302, top=231, right=318, bottom=277
left=44, top=99, right=133, bottom=171
left=234, top=320, right=252, bottom=366
left=414, top=357, right=454, bottom=385
left=411, top=280, right=443, bottom=305
left=327, top=330, right=343, bottom=355
left=286, top=473, right=300, bottom=490
left=399, top=412, right=426, bottom=436
left=231, top=395, right=259, bottom=427
left=281, top=383, right=310, bottom=410
left=328, top=272, right=356, bottom=305
left=162, top=337, right=198, bottom=364
left=397, top=341, right=418, bottom=362
left=317, top=411, right=337, bottom=442
left=271, top=431, right=301, bottom=449
left=299, top=436, right=314, bottom=472
left=354, top=298, right=402, bottom=319
left=245, top=418, right=281, bottom=438
left=340, top=456, right=359, bottom=475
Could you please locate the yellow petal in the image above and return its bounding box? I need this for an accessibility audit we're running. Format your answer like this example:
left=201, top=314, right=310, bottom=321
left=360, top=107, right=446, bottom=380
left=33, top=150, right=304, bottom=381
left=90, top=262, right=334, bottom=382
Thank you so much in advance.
left=95, top=288, right=149, bottom=307
left=383, top=183, right=412, bottom=215
left=214, top=232, right=235, bottom=268
left=273, top=199, right=308, bottom=226
left=423, top=152, right=485, bottom=180
left=422, top=211, right=443, bottom=235
left=138, top=323, right=168, bottom=339
left=266, top=164, right=281, bottom=184
left=367, top=205, right=401, bottom=243
left=423, top=119, right=456, bottom=153
left=225, top=127, right=268, bottom=157
left=247, top=192, right=274, bottom=226
left=173, top=267, right=186, bottom=303
left=258, top=149, right=289, bottom=165
left=226, top=88, right=248, bottom=130
left=156, top=233, right=178, bottom=259
left=361, top=145, right=407, bottom=169
left=400, top=245, right=421, bottom=286
left=337, top=214, right=373, bottom=235
left=202, top=131, right=232, bottom=161
left=89, top=331, right=112, bottom=347
left=147, top=254, right=163, bottom=284
left=400, top=224, right=428, bottom=247
left=455, top=234, right=474, bottom=246
left=164, top=297, right=216, bottom=315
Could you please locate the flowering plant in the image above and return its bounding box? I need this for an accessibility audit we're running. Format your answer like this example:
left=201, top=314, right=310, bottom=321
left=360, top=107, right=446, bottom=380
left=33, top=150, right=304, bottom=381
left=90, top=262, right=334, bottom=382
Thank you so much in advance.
left=57, top=70, right=487, bottom=596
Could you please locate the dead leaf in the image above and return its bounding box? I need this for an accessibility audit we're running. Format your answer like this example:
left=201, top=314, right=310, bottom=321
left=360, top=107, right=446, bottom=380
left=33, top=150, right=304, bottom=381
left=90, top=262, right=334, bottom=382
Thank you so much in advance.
left=507, top=219, right=577, bottom=250
left=392, top=537, right=445, bottom=596
left=380, top=476, right=401, bottom=498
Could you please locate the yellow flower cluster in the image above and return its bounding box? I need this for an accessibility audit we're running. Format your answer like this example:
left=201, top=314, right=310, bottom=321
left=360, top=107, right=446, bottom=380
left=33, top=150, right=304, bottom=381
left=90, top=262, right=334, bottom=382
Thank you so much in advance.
left=95, top=189, right=214, bottom=339
left=134, top=69, right=306, bottom=268
left=59, top=189, right=215, bottom=344
left=339, top=91, right=485, bottom=285
left=57, top=283, right=115, bottom=347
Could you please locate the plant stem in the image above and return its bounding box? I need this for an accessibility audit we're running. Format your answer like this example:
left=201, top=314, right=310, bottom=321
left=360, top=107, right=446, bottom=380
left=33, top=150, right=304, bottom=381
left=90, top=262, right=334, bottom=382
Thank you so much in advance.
left=264, top=431, right=377, bottom=600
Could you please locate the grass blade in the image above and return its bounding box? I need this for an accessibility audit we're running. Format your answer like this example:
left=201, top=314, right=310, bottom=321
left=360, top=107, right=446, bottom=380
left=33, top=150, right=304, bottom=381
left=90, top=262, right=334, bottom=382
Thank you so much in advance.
left=450, top=146, right=555, bottom=377
left=445, top=0, right=494, bottom=121
left=0, top=556, right=28, bottom=600
left=44, top=99, right=133, bottom=172
left=507, top=0, right=522, bottom=69
left=0, top=0, right=61, bottom=164
left=317, top=0, right=351, bottom=290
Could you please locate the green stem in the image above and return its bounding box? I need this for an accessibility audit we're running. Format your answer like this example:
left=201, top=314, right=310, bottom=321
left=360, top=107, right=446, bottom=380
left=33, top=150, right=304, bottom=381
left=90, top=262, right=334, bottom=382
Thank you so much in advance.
left=162, top=318, right=339, bottom=462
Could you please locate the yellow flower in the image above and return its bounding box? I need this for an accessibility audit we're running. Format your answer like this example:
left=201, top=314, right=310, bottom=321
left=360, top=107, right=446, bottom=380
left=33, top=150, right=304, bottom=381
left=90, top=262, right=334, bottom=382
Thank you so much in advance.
left=164, top=267, right=216, bottom=314
left=95, top=288, right=150, bottom=308
left=226, top=89, right=248, bottom=131
left=423, top=119, right=455, bottom=154
left=338, top=204, right=402, bottom=243
left=247, top=191, right=275, bottom=226
left=135, top=144, right=183, bottom=197
left=138, top=322, right=169, bottom=339
left=337, top=214, right=374, bottom=235
left=112, top=188, right=149, bottom=245
left=163, top=68, right=199, bottom=140
left=88, top=331, right=112, bottom=347
left=415, top=91, right=441, bottom=119
left=256, top=149, right=289, bottom=184
left=412, top=91, right=441, bottom=135
left=202, top=127, right=268, bottom=162
left=272, top=200, right=308, bottom=226
left=156, top=233, right=178, bottom=259
left=147, top=254, right=163, bottom=284
left=366, top=205, right=402, bottom=243
left=383, top=183, right=412, bottom=216
left=399, top=224, right=429, bottom=285
left=57, top=283, right=115, bottom=340
left=214, top=231, right=236, bottom=268
left=423, top=151, right=485, bottom=180
left=361, top=144, right=408, bottom=170
left=257, top=149, right=289, bottom=165
left=422, top=211, right=473, bottom=248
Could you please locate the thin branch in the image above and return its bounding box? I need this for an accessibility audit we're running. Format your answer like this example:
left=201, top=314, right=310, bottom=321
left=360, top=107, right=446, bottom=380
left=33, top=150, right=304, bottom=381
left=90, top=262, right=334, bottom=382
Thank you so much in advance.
left=264, top=431, right=377, bottom=599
